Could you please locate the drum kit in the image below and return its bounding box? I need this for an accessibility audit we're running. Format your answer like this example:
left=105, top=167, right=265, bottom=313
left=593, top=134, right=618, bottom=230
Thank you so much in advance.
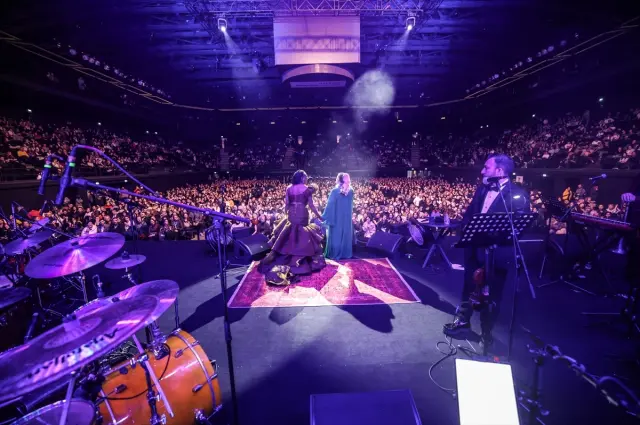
left=0, top=231, right=222, bottom=425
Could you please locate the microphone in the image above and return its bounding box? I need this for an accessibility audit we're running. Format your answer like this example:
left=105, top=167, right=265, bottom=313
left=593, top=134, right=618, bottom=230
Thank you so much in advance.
left=24, top=312, right=39, bottom=343
left=55, top=148, right=78, bottom=206
left=588, top=173, right=607, bottom=182
left=38, top=154, right=63, bottom=196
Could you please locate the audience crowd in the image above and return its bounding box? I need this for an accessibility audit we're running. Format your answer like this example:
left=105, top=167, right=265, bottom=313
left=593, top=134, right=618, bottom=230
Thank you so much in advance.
left=1, top=177, right=479, bottom=243
left=0, top=116, right=201, bottom=179
left=2, top=106, right=639, bottom=182
left=421, top=108, right=640, bottom=169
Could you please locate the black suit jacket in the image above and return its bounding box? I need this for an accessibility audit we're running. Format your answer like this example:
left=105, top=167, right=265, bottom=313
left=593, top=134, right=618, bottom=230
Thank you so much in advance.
left=463, top=181, right=531, bottom=225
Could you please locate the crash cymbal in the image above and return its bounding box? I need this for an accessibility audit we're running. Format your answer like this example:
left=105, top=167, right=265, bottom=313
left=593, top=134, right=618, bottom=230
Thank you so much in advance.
left=74, top=280, right=179, bottom=324
left=0, top=295, right=159, bottom=402
left=0, top=287, right=31, bottom=310
left=4, top=231, right=54, bottom=255
left=25, top=233, right=125, bottom=279
left=104, top=251, right=146, bottom=270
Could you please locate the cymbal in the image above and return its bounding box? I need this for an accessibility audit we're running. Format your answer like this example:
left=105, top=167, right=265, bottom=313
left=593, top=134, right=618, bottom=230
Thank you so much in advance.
left=25, top=233, right=125, bottom=279
left=28, top=218, right=50, bottom=233
left=104, top=252, right=146, bottom=270
left=4, top=230, right=54, bottom=255
left=0, top=287, right=31, bottom=310
left=74, top=280, right=179, bottom=325
left=0, top=275, right=13, bottom=290
left=0, top=295, right=159, bottom=402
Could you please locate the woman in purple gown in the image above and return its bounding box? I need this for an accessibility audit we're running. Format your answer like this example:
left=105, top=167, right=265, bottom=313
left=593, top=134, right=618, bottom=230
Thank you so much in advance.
left=258, top=170, right=326, bottom=285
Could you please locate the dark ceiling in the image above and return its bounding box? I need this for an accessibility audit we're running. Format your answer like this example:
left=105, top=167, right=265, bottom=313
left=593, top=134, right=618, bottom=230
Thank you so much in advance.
left=1, top=0, right=639, bottom=110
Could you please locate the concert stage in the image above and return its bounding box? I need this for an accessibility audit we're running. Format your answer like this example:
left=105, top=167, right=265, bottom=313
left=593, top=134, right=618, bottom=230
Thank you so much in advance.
left=89, top=238, right=637, bottom=425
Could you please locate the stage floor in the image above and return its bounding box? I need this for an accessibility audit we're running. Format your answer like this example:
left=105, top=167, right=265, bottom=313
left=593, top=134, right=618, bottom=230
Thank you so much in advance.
left=91, top=238, right=639, bottom=425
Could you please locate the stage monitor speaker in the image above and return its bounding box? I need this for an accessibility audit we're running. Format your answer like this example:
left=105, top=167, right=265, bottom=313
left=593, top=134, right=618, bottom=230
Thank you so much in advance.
left=366, top=231, right=404, bottom=256
left=310, top=389, right=422, bottom=425
left=233, top=233, right=270, bottom=260
left=232, top=226, right=253, bottom=240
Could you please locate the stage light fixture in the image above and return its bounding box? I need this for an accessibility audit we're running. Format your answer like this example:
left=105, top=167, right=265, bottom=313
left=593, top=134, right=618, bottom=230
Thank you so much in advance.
left=218, top=18, right=228, bottom=32
left=406, top=17, right=416, bottom=30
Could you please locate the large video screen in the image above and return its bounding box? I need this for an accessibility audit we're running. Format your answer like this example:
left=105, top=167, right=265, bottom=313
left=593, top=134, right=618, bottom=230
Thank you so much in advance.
left=273, top=16, right=361, bottom=65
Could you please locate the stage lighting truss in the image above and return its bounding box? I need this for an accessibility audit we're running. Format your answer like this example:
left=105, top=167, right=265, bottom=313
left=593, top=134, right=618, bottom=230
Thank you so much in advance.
left=185, top=0, right=443, bottom=18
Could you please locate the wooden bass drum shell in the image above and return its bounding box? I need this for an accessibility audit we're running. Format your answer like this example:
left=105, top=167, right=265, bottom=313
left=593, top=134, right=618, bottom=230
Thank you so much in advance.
left=98, top=329, right=222, bottom=424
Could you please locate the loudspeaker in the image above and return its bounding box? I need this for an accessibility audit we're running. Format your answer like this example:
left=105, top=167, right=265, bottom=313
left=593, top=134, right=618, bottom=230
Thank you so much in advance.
left=366, top=231, right=404, bottom=256
left=310, top=390, right=422, bottom=425
left=233, top=234, right=270, bottom=260
left=231, top=226, right=253, bottom=240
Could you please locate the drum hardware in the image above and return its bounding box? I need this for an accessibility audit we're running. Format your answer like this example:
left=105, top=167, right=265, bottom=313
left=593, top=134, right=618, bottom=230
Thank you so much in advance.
left=23, top=312, right=39, bottom=343
left=130, top=334, right=175, bottom=419
left=137, top=353, right=166, bottom=425
left=93, top=274, right=106, bottom=298
left=52, top=148, right=246, bottom=425
left=58, top=371, right=78, bottom=425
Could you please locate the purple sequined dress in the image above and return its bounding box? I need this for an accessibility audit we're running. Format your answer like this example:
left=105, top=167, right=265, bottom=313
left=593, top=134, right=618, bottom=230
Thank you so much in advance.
left=258, top=186, right=326, bottom=278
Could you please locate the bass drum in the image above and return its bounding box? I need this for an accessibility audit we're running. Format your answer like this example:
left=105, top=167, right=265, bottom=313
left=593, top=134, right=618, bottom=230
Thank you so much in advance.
left=98, top=329, right=222, bottom=425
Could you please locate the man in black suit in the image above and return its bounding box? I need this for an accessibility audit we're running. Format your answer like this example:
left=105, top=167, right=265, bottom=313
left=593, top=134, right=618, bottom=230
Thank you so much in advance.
left=443, top=154, right=530, bottom=351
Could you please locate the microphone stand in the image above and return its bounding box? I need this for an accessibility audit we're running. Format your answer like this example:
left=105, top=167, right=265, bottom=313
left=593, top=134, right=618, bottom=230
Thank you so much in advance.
left=496, top=179, right=536, bottom=362
left=67, top=177, right=245, bottom=425
left=10, top=202, right=29, bottom=238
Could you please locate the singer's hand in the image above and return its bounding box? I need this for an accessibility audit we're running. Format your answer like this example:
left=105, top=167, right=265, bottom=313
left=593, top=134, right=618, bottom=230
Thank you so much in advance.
left=621, top=193, right=636, bottom=203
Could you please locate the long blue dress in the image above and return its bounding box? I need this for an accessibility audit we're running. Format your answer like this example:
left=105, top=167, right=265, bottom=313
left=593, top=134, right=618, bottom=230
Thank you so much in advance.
left=322, top=187, right=354, bottom=260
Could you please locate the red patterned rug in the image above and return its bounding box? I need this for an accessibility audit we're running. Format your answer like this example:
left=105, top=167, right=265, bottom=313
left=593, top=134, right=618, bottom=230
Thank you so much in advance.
left=228, top=258, right=420, bottom=308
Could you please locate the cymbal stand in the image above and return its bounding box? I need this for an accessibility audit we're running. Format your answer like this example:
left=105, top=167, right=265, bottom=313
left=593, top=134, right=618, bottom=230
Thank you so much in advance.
left=122, top=266, right=138, bottom=286
left=131, top=334, right=174, bottom=420
left=64, top=155, right=248, bottom=425
left=58, top=371, right=78, bottom=425
left=116, top=271, right=169, bottom=353
left=518, top=343, right=549, bottom=425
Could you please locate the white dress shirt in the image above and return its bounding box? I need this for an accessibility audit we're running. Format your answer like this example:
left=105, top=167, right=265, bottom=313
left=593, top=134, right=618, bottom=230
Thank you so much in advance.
left=481, top=182, right=507, bottom=213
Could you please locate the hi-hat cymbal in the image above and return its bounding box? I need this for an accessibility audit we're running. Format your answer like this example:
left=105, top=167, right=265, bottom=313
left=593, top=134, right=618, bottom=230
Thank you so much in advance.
left=104, top=252, right=146, bottom=270
left=74, top=280, right=179, bottom=323
left=25, top=233, right=125, bottom=279
left=0, top=295, right=159, bottom=402
left=4, top=231, right=54, bottom=255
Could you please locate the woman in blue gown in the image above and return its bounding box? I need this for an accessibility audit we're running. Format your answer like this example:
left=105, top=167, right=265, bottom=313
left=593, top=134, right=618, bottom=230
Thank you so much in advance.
left=322, top=172, right=354, bottom=260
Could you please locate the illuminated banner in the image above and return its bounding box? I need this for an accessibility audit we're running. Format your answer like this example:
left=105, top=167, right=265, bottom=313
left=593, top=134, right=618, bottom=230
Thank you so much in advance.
left=290, top=81, right=347, bottom=88
left=273, top=16, right=361, bottom=65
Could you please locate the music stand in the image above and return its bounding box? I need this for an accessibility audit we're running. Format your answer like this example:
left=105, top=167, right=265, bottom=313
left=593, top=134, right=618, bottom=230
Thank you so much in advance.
left=454, top=212, right=537, bottom=360
left=454, top=213, right=536, bottom=249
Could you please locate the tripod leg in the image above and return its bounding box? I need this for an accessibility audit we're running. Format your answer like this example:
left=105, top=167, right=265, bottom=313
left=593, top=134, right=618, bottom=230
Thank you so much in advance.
left=538, top=254, right=547, bottom=280
left=422, top=245, right=436, bottom=268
